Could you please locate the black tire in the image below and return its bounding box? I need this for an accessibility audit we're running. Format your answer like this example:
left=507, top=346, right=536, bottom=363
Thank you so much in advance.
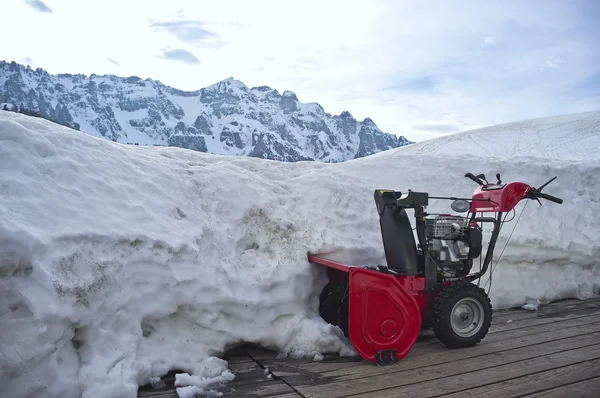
left=420, top=316, right=432, bottom=331
left=431, top=281, right=492, bottom=348
left=318, top=282, right=350, bottom=338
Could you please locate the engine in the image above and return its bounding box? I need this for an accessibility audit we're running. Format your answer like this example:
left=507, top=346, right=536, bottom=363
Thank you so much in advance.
left=426, top=215, right=483, bottom=278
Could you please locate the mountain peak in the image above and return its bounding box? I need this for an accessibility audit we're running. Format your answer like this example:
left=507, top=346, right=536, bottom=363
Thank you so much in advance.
left=204, top=77, right=248, bottom=92
left=339, top=111, right=355, bottom=120
left=282, top=90, right=298, bottom=101
left=251, top=85, right=274, bottom=92
left=362, top=117, right=377, bottom=127
left=222, top=76, right=248, bottom=88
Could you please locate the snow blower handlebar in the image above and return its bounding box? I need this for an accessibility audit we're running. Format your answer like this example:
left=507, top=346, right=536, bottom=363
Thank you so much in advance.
left=461, top=172, right=562, bottom=283
left=465, top=172, right=485, bottom=185
left=464, top=173, right=564, bottom=205
left=526, top=176, right=564, bottom=205
left=527, top=188, right=563, bottom=204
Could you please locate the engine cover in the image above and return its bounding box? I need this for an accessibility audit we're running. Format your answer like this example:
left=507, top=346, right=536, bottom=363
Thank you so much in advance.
left=430, top=216, right=468, bottom=240
left=426, top=215, right=483, bottom=278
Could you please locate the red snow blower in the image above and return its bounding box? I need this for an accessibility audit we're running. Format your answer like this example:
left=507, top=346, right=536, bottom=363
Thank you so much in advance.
left=311, top=172, right=563, bottom=365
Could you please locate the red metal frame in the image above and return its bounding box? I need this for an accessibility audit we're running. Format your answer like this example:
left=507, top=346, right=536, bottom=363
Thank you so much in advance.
left=309, top=254, right=446, bottom=363
left=308, top=255, right=353, bottom=273
left=347, top=268, right=422, bottom=363
left=470, top=182, right=531, bottom=213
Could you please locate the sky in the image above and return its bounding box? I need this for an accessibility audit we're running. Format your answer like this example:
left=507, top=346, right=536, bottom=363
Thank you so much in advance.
left=1, top=0, right=599, bottom=141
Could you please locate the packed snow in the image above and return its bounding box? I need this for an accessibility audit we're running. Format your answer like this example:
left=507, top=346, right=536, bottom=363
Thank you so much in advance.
left=397, top=110, right=600, bottom=161
left=1, top=110, right=599, bottom=398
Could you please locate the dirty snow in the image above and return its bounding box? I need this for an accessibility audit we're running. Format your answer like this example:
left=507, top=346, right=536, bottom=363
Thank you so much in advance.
left=1, top=110, right=599, bottom=398
left=522, top=298, right=542, bottom=311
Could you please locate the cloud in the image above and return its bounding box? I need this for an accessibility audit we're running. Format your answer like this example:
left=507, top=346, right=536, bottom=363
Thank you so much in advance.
left=542, top=56, right=564, bottom=69
left=410, top=120, right=469, bottom=133
left=157, top=48, right=200, bottom=65
left=288, top=57, right=320, bottom=73
left=20, top=57, right=33, bottom=65
left=149, top=17, right=226, bottom=48
left=107, top=58, right=120, bottom=67
left=24, top=0, right=52, bottom=13
left=384, top=76, right=438, bottom=93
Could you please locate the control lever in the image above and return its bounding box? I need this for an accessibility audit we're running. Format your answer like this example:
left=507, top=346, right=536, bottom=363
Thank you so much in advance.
left=537, top=176, right=557, bottom=192
left=527, top=176, right=563, bottom=205
left=465, top=172, right=484, bottom=185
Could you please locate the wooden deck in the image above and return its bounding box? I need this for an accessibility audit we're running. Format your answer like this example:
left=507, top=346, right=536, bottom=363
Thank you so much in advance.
left=138, top=297, right=600, bottom=397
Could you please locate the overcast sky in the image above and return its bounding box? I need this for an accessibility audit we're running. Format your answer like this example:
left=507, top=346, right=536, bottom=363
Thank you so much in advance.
left=2, top=0, right=599, bottom=141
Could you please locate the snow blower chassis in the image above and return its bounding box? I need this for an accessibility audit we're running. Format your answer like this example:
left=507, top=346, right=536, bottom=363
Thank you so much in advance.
left=311, top=172, right=563, bottom=366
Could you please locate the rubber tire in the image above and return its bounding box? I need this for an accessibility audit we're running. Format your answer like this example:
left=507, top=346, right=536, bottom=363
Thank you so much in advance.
left=420, top=317, right=432, bottom=330
left=431, top=281, right=492, bottom=349
left=318, top=282, right=350, bottom=338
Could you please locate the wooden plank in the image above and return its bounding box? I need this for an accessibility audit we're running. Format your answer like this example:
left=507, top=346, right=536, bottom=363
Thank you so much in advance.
left=490, top=299, right=600, bottom=324
left=414, top=305, right=600, bottom=348
left=491, top=299, right=600, bottom=324
left=324, top=323, right=600, bottom=380
left=222, top=344, right=259, bottom=364
left=488, top=308, right=600, bottom=334
left=137, top=390, right=177, bottom=398
left=218, top=358, right=300, bottom=397
left=220, top=359, right=302, bottom=397
left=224, top=356, right=255, bottom=364
left=440, top=358, right=600, bottom=397
left=341, top=343, right=600, bottom=398
left=288, top=334, right=600, bottom=398
left=492, top=297, right=600, bottom=319
left=220, top=380, right=298, bottom=397
left=139, top=380, right=296, bottom=398
left=258, top=314, right=600, bottom=375
left=523, top=376, right=600, bottom=398
left=229, top=360, right=264, bottom=373
left=391, top=315, right=600, bottom=369
left=245, top=345, right=282, bottom=361
left=415, top=311, right=600, bottom=350
left=139, top=384, right=301, bottom=398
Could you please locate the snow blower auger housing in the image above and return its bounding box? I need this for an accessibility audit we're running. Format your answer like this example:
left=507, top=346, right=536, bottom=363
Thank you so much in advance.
left=311, top=172, right=563, bottom=366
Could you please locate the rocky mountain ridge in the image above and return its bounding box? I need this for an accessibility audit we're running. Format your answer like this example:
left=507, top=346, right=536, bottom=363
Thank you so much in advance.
left=0, top=60, right=412, bottom=162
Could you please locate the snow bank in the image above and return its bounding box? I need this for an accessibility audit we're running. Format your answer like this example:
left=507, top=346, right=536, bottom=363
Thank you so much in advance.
left=1, top=110, right=599, bottom=397
left=398, top=110, right=600, bottom=162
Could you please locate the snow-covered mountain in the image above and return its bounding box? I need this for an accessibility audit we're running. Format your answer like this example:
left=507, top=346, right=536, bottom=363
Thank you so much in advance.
left=395, top=110, right=600, bottom=161
left=0, top=60, right=412, bottom=162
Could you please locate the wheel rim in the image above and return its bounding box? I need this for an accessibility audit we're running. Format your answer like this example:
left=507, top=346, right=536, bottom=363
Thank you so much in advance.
left=450, top=297, right=484, bottom=338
